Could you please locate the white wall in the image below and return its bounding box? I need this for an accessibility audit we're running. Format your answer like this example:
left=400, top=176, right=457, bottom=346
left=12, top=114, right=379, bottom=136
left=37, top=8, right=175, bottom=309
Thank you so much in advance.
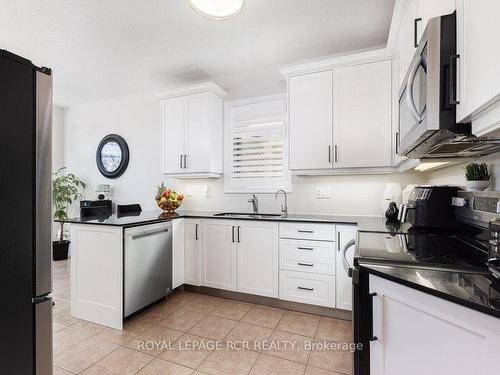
left=62, top=91, right=426, bottom=218
left=425, top=157, right=499, bottom=190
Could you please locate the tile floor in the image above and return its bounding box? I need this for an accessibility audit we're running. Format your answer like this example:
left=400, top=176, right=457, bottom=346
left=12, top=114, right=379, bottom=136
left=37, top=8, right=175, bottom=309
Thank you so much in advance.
left=52, top=260, right=353, bottom=375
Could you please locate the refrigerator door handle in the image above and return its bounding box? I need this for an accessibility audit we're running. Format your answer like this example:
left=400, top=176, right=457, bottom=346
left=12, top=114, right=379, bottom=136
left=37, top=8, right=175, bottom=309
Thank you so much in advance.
left=35, top=71, right=53, bottom=297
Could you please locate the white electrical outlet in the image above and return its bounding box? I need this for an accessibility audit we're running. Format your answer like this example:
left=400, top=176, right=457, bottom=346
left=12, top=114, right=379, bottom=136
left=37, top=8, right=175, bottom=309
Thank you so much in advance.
left=316, top=187, right=331, bottom=199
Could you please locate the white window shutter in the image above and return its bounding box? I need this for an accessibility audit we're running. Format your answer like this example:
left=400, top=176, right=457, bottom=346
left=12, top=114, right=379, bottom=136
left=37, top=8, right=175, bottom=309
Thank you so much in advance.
left=225, top=95, right=291, bottom=193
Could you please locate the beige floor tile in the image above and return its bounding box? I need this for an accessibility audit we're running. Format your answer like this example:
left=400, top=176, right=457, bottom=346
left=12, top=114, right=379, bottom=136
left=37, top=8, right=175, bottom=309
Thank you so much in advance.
left=95, top=319, right=152, bottom=345
left=70, top=320, right=106, bottom=335
left=81, top=347, right=154, bottom=375
left=306, top=365, right=346, bottom=375
left=276, top=311, right=320, bottom=337
left=263, top=330, right=312, bottom=364
left=182, top=295, right=224, bottom=314
left=158, top=308, right=206, bottom=332
left=53, top=309, right=80, bottom=327
left=159, top=334, right=215, bottom=369
left=241, top=306, right=285, bottom=329
left=210, top=301, right=253, bottom=321
left=224, top=322, right=274, bottom=352
left=53, top=322, right=66, bottom=333
left=53, top=327, right=90, bottom=356
left=53, top=365, right=73, bottom=375
left=137, top=358, right=194, bottom=375
left=54, top=337, right=118, bottom=373
left=315, top=318, right=352, bottom=343
left=189, top=315, right=238, bottom=340
left=198, top=349, right=259, bottom=375
left=52, top=299, right=70, bottom=314
left=308, top=341, right=353, bottom=375
left=249, top=354, right=306, bottom=375
left=134, top=305, right=168, bottom=325
left=125, top=325, right=184, bottom=356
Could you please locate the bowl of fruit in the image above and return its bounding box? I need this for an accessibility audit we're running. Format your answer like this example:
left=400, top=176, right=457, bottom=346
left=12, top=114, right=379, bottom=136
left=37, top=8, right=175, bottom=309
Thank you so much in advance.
left=155, top=184, right=184, bottom=212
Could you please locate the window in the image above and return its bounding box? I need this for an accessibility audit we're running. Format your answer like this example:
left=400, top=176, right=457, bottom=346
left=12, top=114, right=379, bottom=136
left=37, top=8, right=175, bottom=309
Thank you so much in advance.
left=224, top=94, right=291, bottom=193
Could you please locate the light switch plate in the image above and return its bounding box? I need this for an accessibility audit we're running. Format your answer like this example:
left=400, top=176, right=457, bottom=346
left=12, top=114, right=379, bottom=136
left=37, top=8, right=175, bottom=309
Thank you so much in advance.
left=316, top=187, right=331, bottom=199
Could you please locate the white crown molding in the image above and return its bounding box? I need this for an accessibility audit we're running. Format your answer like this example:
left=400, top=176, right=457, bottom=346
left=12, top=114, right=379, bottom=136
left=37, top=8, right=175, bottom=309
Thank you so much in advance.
left=279, top=47, right=393, bottom=78
left=158, top=82, right=227, bottom=99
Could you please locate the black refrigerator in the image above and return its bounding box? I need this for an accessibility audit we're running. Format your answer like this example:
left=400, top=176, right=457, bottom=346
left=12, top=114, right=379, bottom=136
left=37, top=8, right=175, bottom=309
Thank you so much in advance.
left=0, top=49, right=53, bottom=374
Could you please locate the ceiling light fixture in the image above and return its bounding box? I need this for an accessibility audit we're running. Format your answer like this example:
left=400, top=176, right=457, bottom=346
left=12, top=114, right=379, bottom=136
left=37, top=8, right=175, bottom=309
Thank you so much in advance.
left=188, top=0, right=244, bottom=20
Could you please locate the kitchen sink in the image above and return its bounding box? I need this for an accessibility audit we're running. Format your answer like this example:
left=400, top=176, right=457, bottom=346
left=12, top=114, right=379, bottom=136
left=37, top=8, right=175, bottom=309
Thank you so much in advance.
left=214, top=212, right=283, bottom=219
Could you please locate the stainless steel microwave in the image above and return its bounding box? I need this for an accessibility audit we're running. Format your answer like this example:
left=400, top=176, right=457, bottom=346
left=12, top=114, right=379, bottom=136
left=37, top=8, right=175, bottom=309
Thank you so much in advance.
left=398, top=12, right=500, bottom=159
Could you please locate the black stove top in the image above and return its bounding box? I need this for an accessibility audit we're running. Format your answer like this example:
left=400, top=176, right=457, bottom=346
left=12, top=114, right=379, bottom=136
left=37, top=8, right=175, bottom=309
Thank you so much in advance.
left=356, top=225, right=490, bottom=274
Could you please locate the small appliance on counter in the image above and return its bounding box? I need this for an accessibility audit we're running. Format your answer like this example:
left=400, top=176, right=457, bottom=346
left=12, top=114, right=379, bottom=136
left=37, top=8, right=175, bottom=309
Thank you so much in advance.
left=399, top=185, right=460, bottom=228
left=95, top=184, right=112, bottom=200
left=80, top=199, right=112, bottom=217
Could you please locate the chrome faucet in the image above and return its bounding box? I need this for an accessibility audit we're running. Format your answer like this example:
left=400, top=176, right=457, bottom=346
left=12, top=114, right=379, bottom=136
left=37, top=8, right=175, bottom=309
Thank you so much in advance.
left=275, top=189, right=288, bottom=217
left=248, top=194, right=259, bottom=214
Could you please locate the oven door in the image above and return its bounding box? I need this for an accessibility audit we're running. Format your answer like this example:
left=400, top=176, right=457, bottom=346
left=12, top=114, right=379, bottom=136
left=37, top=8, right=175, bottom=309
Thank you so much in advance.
left=399, top=42, right=429, bottom=155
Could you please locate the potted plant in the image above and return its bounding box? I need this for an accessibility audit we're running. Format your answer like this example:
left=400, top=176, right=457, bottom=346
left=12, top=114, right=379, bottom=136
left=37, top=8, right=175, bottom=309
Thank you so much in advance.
left=464, top=162, right=491, bottom=191
left=52, top=168, right=86, bottom=261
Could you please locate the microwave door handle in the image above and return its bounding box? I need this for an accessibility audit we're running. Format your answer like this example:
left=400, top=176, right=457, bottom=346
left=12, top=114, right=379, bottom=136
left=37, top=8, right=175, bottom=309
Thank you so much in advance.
left=406, top=56, right=424, bottom=123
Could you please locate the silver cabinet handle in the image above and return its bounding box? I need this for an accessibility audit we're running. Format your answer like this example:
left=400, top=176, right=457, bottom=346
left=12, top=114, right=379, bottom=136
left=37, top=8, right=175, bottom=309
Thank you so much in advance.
left=131, top=228, right=168, bottom=240
left=342, top=239, right=356, bottom=277
left=337, top=232, right=340, bottom=252
left=298, top=286, right=314, bottom=291
left=297, top=246, right=313, bottom=251
left=298, top=230, right=313, bottom=233
left=231, top=226, right=235, bottom=243
left=237, top=226, right=241, bottom=243
left=195, top=224, right=199, bottom=240
left=328, top=145, right=331, bottom=164
left=184, top=155, right=188, bottom=169
left=180, top=155, right=183, bottom=169
left=334, top=144, right=338, bottom=163
left=297, top=262, right=314, bottom=267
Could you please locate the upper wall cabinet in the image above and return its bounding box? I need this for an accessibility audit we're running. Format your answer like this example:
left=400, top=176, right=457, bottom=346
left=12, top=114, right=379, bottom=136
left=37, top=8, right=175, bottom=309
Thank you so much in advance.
left=160, top=83, right=226, bottom=178
left=456, top=0, right=500, bottom=128
left=333, top=60, right=392, bottom=168
left=287, top=57, right=393, bottom=174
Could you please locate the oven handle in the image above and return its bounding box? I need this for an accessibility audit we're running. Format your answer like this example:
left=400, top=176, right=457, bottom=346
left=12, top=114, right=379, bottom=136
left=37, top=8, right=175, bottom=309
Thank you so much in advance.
left=405, top=55, right=427, bottom=123
left=342, top=239, right=356, bottom=278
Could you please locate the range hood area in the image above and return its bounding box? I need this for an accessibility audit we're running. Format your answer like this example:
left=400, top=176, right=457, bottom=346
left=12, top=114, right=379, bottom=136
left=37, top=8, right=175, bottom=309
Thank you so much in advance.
left=404, top=129, right=500, bottom=160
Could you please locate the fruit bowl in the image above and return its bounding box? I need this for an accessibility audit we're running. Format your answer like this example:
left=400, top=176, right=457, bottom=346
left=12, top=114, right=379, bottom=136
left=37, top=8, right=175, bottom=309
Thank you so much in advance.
left=155, top=184, right=184, bottom=212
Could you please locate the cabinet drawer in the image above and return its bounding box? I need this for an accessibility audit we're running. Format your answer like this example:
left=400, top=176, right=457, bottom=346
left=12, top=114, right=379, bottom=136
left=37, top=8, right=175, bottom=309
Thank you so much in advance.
left=279, top=239, right=335, bottom=275
left=279, top=222, right=335, bottom=241
left=279, top=270, right=335, bottom=308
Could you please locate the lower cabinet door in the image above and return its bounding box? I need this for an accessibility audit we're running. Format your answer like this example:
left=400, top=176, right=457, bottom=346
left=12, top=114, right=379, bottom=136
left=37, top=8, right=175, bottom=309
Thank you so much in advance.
left=335, top=225, right=357, bottom=310
left=172, top=218, right=185, bottom=289
left=237, top=221, right=279, bottom=298
left=201, top=219, right=237, bottom=291
left=279, top=270, right=335, bottom=307
left=184, top=219, right=201, bottom=286
left=369, top=275, right=500, bottom=375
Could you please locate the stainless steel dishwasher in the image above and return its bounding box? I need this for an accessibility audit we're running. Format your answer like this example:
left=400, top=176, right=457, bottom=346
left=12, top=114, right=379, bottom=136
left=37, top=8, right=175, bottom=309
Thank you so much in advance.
left=124, top=221, right=172, bottom=317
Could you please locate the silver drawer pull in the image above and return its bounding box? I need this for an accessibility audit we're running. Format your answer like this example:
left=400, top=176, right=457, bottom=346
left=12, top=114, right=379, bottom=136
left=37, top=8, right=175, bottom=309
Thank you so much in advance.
left=297, top=246, right=314, bottom=250
left=298, top=286, right=314, bottom=291
left=297, top=262, right=314, bottom=267
left=298, top=230, right=314, bottom=233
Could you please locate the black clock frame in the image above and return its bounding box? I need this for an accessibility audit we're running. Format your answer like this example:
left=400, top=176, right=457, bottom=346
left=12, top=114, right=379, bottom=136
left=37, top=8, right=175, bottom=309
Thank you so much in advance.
left=96, top=134, right=129, bottom=179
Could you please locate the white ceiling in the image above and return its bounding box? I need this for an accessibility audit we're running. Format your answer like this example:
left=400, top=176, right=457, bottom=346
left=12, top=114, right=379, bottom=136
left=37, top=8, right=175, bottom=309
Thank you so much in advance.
left=0, top=0, right=395, bottom=107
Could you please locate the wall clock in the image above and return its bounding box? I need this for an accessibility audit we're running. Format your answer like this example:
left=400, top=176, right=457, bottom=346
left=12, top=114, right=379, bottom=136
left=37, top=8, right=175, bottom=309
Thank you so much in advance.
left=96, top=134, right=129, bottom=178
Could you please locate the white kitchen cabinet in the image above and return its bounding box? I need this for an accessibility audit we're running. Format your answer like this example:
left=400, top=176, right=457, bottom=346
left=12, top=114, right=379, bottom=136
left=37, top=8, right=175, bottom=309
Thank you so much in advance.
left=370, top=274, right=500, bottom=375
left=160, top=83, right=225, bottom=178
left=184, top=219, right=201, bottom=286
left=237, top=221, right=278, bottom=298
left=333, top=60, right=392, bottom=168
left=456, top=0, right=500, bottom=124
left=172, top=218, right=185, bottom=289
left=335, top=225, right=357, bottom=311
left=201, top=219, right=237, bottom=291
left=289, top=70, right=333, bottom=170
left=279, top=270, right=335, bottom=308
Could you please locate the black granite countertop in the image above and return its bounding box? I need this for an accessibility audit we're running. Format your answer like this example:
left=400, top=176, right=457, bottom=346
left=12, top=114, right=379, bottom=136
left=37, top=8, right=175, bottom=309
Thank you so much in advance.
left=56, top=209, right=409, bottom=231
left=361, top=263, right=500, bottom=319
